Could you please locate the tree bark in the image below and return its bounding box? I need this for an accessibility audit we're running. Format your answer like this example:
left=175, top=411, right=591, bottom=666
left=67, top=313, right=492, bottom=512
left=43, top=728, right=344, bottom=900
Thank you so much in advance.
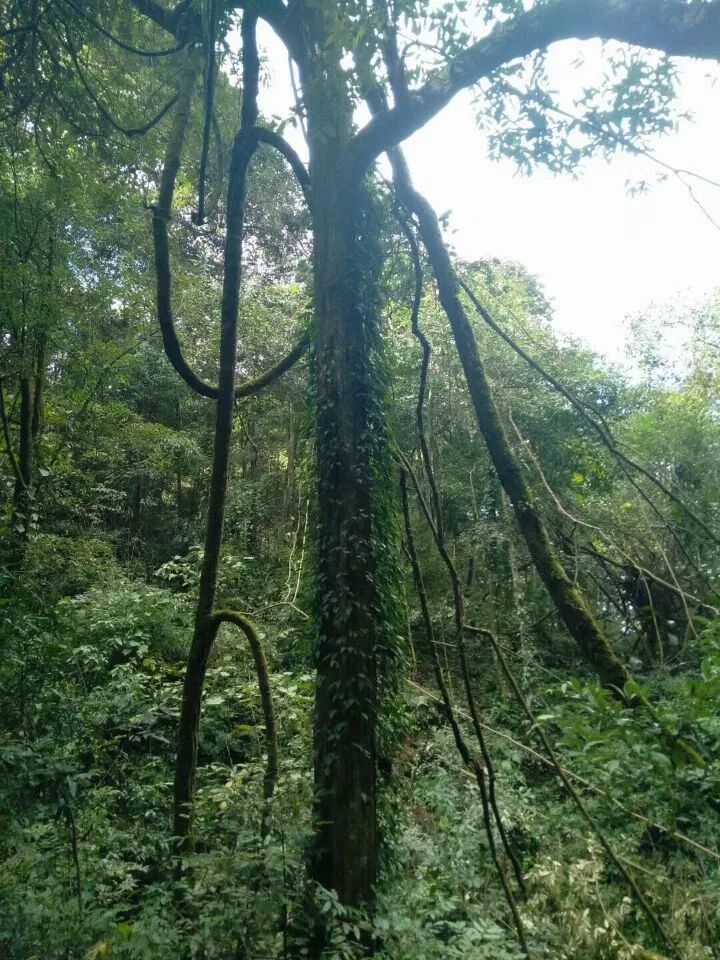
left=298, top=20, right=387, bottom=928
left=309, top=158, right=380, bottom=912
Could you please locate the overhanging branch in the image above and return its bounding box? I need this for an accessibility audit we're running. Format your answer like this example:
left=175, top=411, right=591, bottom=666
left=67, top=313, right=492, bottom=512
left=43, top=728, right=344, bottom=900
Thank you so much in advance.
left=348, top=0, right=720, bottom=174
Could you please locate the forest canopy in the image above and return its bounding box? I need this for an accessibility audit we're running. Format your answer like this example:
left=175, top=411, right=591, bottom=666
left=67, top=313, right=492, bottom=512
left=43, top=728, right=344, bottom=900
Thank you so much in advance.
left=1, top=2, right=719, bottom=958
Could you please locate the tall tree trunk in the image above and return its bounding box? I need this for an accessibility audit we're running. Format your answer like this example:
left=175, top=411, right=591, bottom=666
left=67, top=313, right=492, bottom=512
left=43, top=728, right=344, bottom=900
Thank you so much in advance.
left=12, top=377, right=33, bottom=539
left=309, top=161, right=381, bottom=911
left=300, top=31, right=388, bottom=930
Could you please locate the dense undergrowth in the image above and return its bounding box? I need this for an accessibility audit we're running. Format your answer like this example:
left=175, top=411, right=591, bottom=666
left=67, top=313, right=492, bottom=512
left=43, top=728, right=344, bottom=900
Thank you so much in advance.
left=2, top=5, right=720, bottom=950
left=2, top=530, right=718, bottom=958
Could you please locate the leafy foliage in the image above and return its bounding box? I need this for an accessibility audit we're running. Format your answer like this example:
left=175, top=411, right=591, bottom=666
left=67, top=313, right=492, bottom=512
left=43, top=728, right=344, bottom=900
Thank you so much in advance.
left=2, top=1, right=720, bottom=957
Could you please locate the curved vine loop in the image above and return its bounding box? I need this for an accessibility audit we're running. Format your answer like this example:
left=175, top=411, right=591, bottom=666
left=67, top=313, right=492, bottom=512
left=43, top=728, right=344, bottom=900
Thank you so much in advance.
left=211, top=610, right=278, bottom=837
left=151, top=55, right=312, bottom=400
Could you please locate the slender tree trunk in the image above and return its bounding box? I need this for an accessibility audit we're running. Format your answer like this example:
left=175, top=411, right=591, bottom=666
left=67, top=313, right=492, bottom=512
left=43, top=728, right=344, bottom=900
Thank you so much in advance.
left=31, top=333, right=45, bottom=448
left=283, top=413, right=296, bottom=519
left=173, top=16, right=259, bottom=853
left=176, top=471, right=183, bottom=515
left=500, top=489, right=530, bottom=685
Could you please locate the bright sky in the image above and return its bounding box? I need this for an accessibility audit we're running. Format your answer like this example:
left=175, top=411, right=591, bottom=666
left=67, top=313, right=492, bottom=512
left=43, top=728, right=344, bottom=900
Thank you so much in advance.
left=254, top=24, right=720, bottom=360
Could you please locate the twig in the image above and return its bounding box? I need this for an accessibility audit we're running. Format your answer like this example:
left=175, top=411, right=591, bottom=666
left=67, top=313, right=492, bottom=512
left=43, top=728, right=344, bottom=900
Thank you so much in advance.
left=400, top=474, right=530, bottom=958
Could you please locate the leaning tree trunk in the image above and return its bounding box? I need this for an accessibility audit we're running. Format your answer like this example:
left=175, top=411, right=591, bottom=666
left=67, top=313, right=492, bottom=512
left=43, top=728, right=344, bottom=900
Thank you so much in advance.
left=391, top=153, right=629, bottom=691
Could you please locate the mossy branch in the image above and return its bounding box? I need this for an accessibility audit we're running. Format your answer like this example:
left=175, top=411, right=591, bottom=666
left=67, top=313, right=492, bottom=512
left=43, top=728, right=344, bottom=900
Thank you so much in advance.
left=457, top=276, right=720, bottom=551
left=390, top=149, right=634, bottom=696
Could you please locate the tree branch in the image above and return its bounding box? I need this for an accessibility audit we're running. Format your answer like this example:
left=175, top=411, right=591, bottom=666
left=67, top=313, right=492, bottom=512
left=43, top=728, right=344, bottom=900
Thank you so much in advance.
left=235, top=332, right=309, bottom=399
left=348, top=0, right=720, bottom=173
left=128, top=0, right=185, bottom=36
left=128, top=0, right=298, bottom=55
left=61, top=0, right=186, bottom=57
